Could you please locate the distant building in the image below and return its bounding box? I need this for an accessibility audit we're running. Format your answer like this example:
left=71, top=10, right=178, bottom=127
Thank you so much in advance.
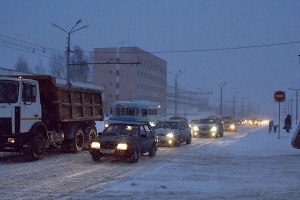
left=93, top=47, right=167, bottom=116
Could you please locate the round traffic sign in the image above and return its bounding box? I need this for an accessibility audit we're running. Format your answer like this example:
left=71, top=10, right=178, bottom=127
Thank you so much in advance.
left=274, top=91, right=285, bottom=102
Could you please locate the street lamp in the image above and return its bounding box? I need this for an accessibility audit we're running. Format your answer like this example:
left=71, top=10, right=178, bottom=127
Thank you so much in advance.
left=169, top=70, right=186, bottom=116
left=289, top=88, right=300, bottom=124
left=220, top=82, right=227, bottom=118
left=232, top=91, right=239, bottom=119
left=52, top=19, right=89, bottom=85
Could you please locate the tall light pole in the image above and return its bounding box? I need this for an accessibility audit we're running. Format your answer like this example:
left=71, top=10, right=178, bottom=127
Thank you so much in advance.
left=169, top=70, right=186, bottom=116
left=52, top=19, right=88, bottom=85
left=220, top=82, right=227, bottom=118
left=289, top=88, right=300, bottom=124
left=232, top=91, right=239, bottom=119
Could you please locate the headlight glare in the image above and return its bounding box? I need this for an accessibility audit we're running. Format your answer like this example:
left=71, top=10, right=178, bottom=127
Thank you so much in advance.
left=91, top=142, right=100, bottom=149
left=117, top=143, right=128, bottom=150
left=211, top=126, right=217, bottom=132
left=193, top=126, right=199, bottom=131
left=166, top=133, right=174, bottom=138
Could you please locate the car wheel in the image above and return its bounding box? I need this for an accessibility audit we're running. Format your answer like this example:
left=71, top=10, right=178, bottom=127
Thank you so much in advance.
left=129, top=147, right=139, bottom=163
left=176, top=136, right=181, bottom=147
left=220, top=131, right=224, bottom=137
left=92, top=154, right=100, bottom=162
left=186, top=136, right=192, bottom=144
left=149, top=144, right=157, bottom=157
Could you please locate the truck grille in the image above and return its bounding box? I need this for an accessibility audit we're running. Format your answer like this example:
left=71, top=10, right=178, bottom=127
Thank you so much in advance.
left=0, top=118, right=12, bottom=135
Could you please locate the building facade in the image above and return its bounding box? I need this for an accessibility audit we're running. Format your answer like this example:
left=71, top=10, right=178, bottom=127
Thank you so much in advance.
left=93, top=47, right=167, bottom=116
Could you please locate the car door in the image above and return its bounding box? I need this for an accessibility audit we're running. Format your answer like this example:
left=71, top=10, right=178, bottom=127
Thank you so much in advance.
left=184, top=121, right=191, bottom=140
left=138, top=125, right=151, bottom=153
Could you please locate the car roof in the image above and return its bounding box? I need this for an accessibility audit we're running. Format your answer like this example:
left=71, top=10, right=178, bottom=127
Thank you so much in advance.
left=108, top=121, right=150, bottom=126
left=157, top=119, right=185, bottom=123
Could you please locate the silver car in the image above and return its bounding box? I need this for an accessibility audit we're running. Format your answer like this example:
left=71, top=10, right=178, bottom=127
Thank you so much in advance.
left=190, top=118, right=224, bottom=138
left=154, top=120, right=192, bottom=147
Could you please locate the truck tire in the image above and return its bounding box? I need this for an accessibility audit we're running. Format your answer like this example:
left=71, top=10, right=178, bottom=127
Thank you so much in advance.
left=25, top=132, right=46, bottom=161
left=67, top=125, right=84, bottom=153
left=84, top=126, right=97, bottom=150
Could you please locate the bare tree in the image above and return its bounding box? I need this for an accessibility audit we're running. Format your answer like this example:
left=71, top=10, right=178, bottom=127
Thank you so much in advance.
left=70, top=45, right=89, bottom=82
left=15, top=55, right=30, bottom=73
left=49, top=52, right=66, bottom=79
left=34, top=58, right=44, bottom=74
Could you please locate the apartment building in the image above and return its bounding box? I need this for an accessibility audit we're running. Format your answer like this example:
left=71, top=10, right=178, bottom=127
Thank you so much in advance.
left=93, top=47, right=167, bottom=116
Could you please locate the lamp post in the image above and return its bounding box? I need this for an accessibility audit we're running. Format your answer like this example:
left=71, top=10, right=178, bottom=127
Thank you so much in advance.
left=220, top=82, right=227, bottom=118
left=232, top=91, right=239, bottom=119
left=169, top=70, right=186, bottom=116
left=52, top=19, right=88, bottom=85
left=289, top=88, right=300, bottom=124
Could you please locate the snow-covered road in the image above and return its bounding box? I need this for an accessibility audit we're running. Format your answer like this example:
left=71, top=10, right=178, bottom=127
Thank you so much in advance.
left=1, top=125, right=300, bottom=200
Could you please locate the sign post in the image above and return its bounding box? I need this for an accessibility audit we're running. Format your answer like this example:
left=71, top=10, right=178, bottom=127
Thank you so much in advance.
left=274, top=91, right=286, bottom=139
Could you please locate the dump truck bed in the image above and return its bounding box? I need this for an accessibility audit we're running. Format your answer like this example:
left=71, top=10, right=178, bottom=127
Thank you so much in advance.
left=2, top=75, right=104, bottom=123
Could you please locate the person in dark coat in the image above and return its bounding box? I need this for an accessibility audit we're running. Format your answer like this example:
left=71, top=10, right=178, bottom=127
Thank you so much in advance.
left=284, top=114, right=292, bottom=133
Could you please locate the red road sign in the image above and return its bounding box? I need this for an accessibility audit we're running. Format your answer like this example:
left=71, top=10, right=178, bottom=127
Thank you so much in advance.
left=274, top=91, right=286, bottom=102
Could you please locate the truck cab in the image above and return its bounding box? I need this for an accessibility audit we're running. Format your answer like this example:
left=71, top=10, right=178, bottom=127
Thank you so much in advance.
left=0, top=77, right=43, bottom=156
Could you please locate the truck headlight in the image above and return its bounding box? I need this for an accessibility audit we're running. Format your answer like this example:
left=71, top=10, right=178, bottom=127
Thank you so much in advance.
left=166, top=133, right=174, bottom=138
left=117, top=143, right=128, bottom=150
left=211, top=126, right=217, bottom=132
left=91, top=141, right=100, bottom=149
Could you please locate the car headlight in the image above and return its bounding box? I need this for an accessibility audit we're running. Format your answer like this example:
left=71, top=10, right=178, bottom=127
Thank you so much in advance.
left=211, top=126, right=217, bottom=132
left=117, top=143, right=128, bottom=150
left=230, top=124, right=235, bottom=129
left=211, top=132, right=217, bottom=137
left=193, top=126, right=199, bottom=131
left=149, top=121, right=155, bottom=127
left=166, top=133, right=174, bottom=138
left=91, top=141, right=100, bottom=149
left=104, top=122, right=109, bottom=128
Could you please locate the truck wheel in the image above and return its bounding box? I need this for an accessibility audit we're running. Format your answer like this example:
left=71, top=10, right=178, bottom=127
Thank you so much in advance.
left=25, top=132, right=46, bottom=161
left=84, top=126, right=97, bottom=149
left=68, top=126, right=84, bottom=153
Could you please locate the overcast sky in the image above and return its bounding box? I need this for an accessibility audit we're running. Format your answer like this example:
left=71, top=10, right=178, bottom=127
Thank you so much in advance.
left=1, top=0, right=300, bottom=118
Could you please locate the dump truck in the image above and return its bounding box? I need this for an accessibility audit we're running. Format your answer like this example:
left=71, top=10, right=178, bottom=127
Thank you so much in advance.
left=0, top=75, right=103, bottom=161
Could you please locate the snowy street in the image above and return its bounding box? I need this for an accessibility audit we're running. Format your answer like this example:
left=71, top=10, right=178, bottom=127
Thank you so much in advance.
left=0, top=125, right=300, bottom=200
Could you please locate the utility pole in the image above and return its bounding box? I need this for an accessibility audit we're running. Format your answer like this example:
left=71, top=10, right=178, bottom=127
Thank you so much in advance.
left=169, top=70, right=185, bottom=116
left=52, top=19, right=88, bottom=85
left=232, top=91, right=239, bottom=119
left=289, top=88, right=300, bottom=124
left=220, top=82, right=227, bottom=118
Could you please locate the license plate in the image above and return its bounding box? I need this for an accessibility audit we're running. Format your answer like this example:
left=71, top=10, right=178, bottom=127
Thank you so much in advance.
left=100, top=149, right=115, bottom=154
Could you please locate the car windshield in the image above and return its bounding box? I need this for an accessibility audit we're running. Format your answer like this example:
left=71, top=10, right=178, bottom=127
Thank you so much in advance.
left=191, top=119, right=217, bottom=124
left=103, top=124, right=139, bottom=136
left=155, top=122, right=179, bottom=129
left=224, top=120, right=234, bottom=124
left=0, top=80, right=19, bottom=103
